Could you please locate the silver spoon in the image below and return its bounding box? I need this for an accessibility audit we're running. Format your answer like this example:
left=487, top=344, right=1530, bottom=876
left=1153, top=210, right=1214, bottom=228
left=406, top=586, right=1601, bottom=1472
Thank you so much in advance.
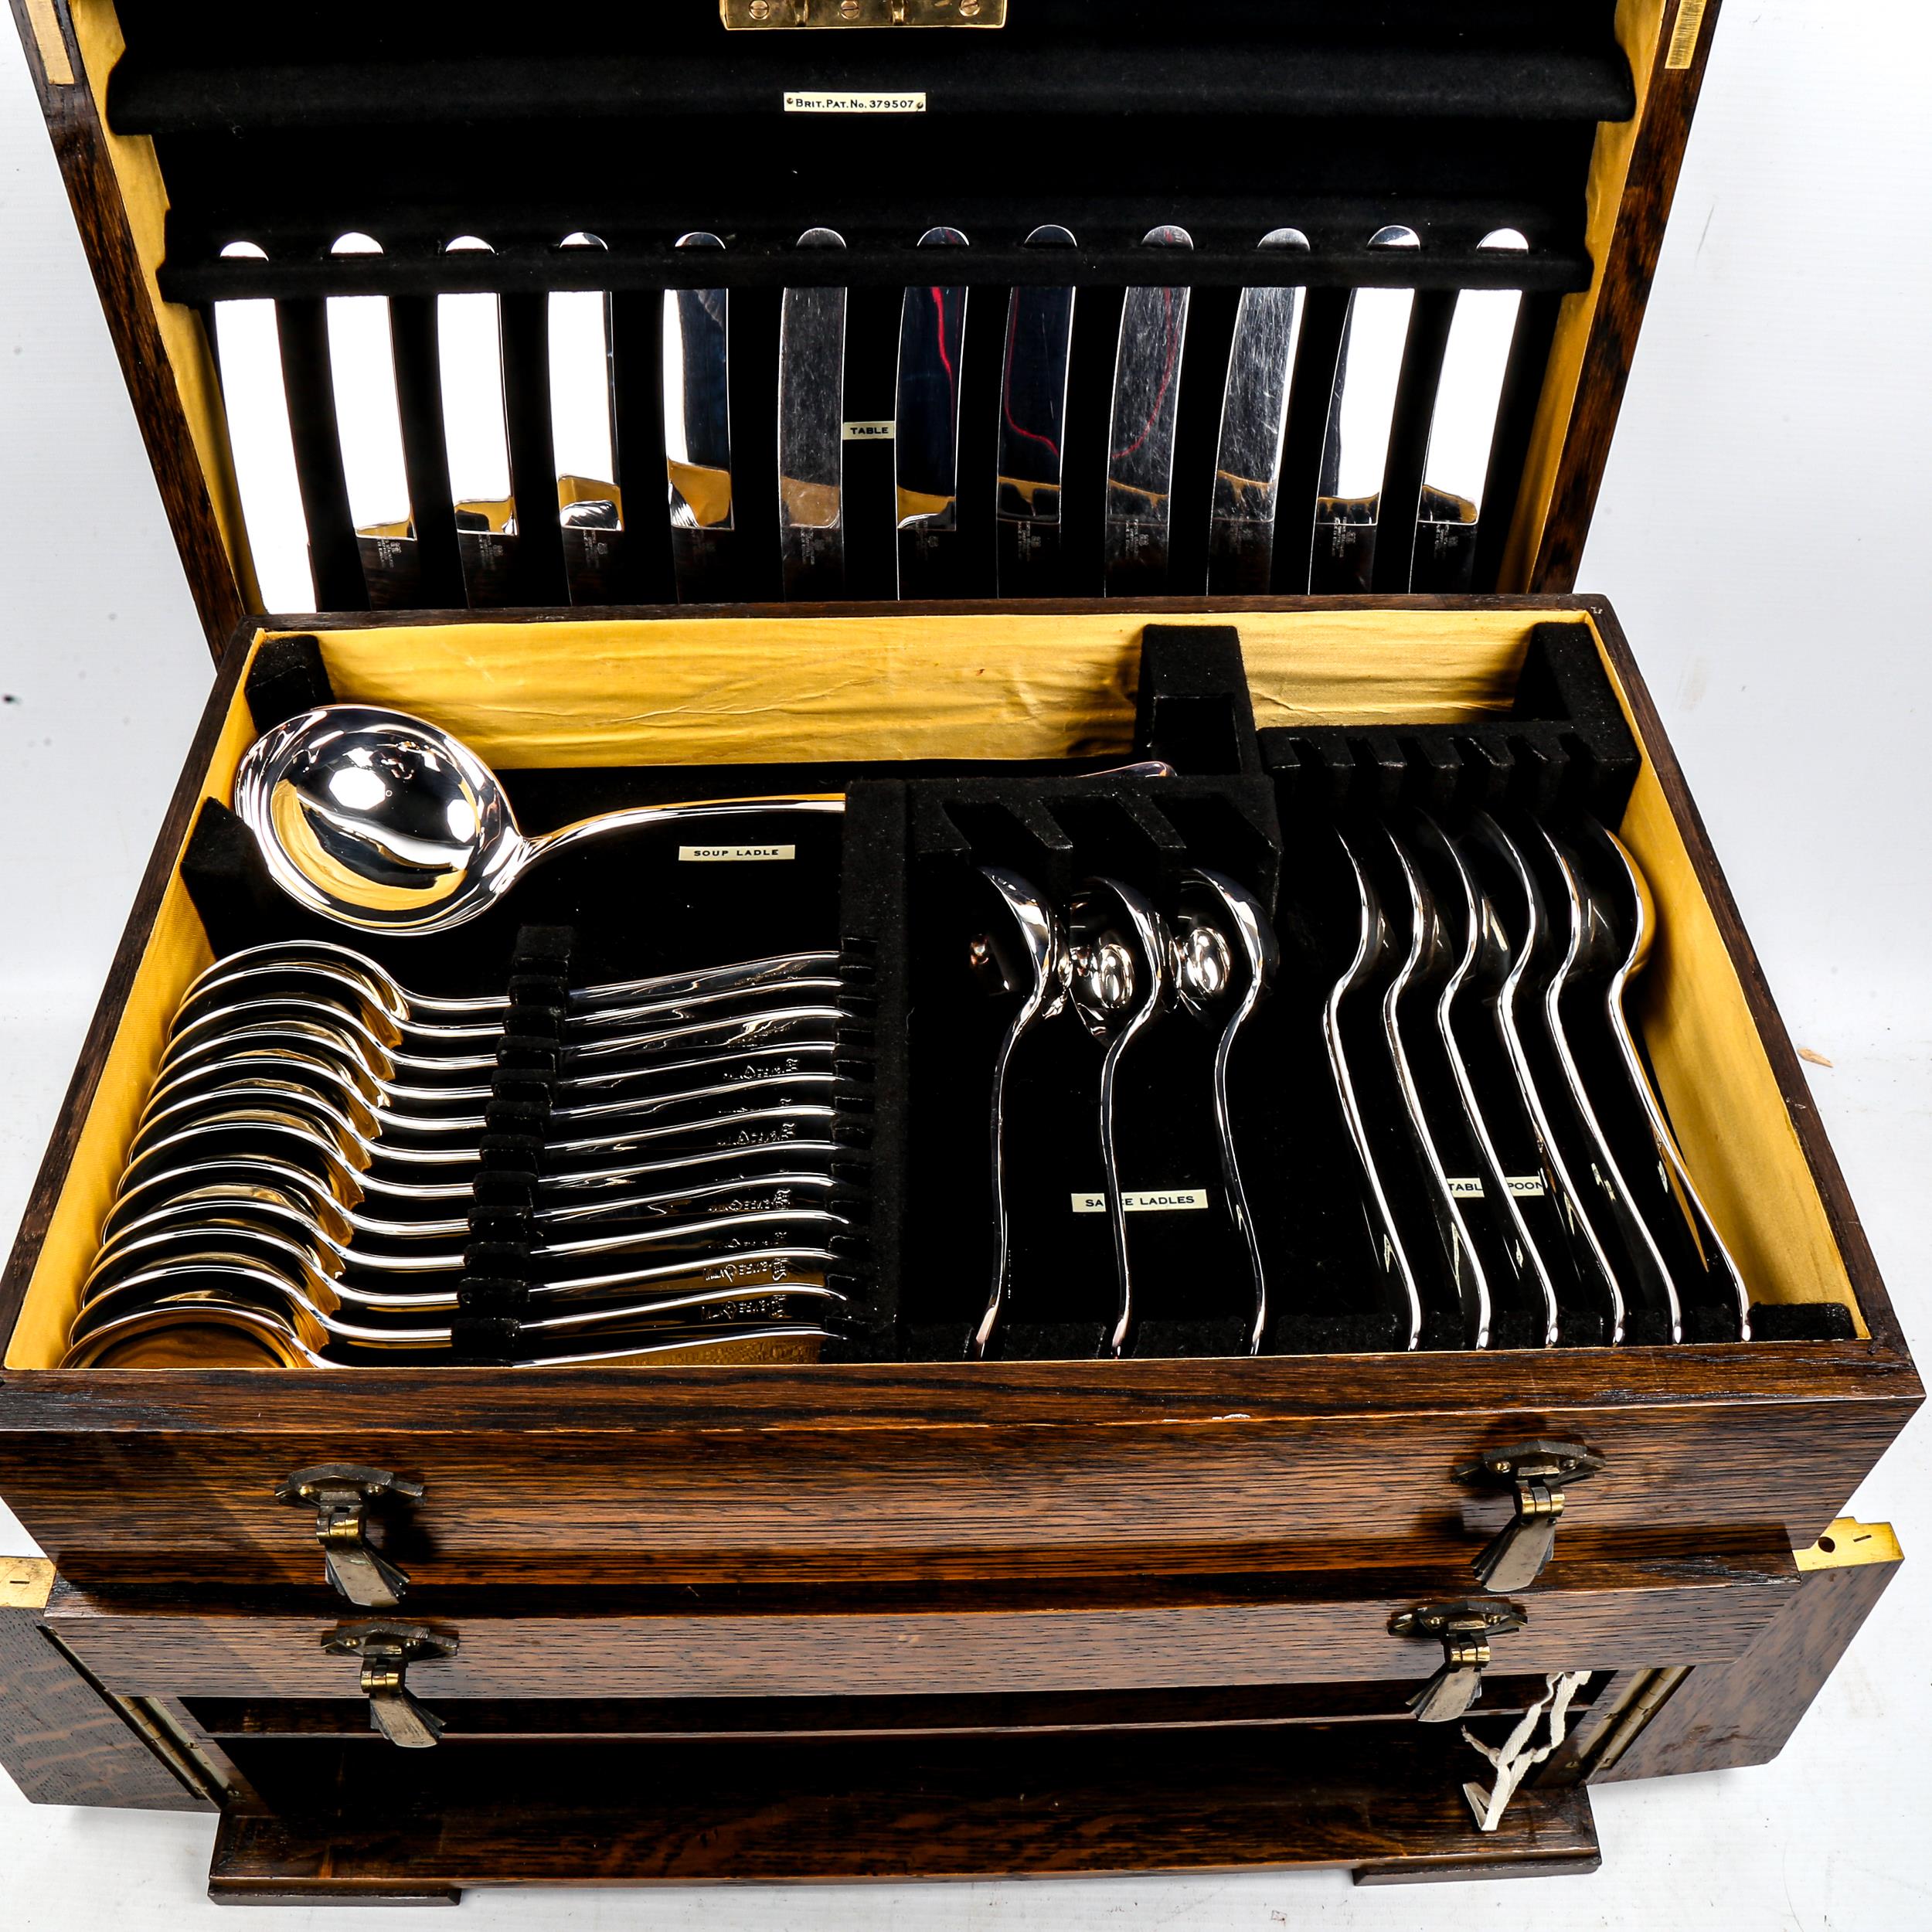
left=1407, top=815, right=1562, bottom=1347
left=1459, top=813, right=1626, bottom=1343
left=1533, top=822, right=1682, bottom=1343
left=1326, top=831, right=1423, bottom=1349
left=1382, top=828, right=1492, bottom=1348
left=1169, top=869, right=1277, bottom=1355
left=184, top=940, right=838, bottom=1026
left=232, top=703, right=847, bottom=935
left=1066, top=876, right=1169, bottom=1359
left=967, top=868, right=1070, bottom=1361
left=172, top=959, right=844, bottom=1048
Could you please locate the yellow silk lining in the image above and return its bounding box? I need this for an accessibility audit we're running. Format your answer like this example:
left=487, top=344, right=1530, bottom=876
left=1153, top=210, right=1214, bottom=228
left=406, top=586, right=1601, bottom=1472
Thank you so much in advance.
left=5, top=606, right=1858, bottom=1366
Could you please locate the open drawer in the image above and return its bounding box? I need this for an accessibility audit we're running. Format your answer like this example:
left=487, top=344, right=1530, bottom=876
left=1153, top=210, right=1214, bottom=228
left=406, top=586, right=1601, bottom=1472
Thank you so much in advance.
left=0, top=598, right=1916, bottom=1603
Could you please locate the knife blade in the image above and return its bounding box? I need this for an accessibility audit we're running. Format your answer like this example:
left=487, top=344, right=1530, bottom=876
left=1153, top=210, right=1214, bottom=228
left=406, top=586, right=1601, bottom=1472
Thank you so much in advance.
left=778, top=227, right=849, bottom=601
left=1411, top=227, right=1529, bottom=593
left=1104, top=225, right=1193, bottom=597
left=1208, top=226, right=1308, bottom=596
left=996, top=223, right=1078, bottom=597
left=665, top=231, right=734, bottom=603
left=1310, top=223, right=1419, bottom=595
left=896, top=226, right=970, bottom=599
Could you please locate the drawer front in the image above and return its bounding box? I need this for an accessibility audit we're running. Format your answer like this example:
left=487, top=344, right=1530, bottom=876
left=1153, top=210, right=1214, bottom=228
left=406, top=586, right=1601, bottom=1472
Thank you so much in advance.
left=0, top=1369, right=1907, bottom=1591
left=47, top=1545, right=1796, bottom=1703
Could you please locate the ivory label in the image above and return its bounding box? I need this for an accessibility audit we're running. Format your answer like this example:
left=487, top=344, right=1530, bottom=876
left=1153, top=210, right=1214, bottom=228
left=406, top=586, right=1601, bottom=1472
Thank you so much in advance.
left=1072, top=1189, right=1209, bottom=1215
left=785, top=90, right=927, bottom=114
left=1446, top=1176, right=1548, bottom=1199
left=678, top=844, right=798, bottom=863
left=843, top=420, right=896, bottom=441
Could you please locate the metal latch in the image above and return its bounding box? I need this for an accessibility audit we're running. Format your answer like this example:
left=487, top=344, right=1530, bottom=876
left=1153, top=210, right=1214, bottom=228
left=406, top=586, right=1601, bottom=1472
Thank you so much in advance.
left=722, top=0, right=1005, bottom=26
left=1456, top=1440, right=1605, bottom=1592
left=274, top=1464, right=424, bottom=1609
left=1390, top=1597, right=1527, bottom=1723
left=323, top=1621, right=458, bottom=1750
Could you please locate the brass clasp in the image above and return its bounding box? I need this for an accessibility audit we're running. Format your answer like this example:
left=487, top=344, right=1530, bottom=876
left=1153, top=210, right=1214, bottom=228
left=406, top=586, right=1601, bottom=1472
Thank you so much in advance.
left=323, top=1621, right=458, bottom=1750
left=1456, top=1440, right=1605, bottom=1591
left=274, top=1464, right=424, bottom=1609
left=1390, top=1597, right=1528, bottom=1723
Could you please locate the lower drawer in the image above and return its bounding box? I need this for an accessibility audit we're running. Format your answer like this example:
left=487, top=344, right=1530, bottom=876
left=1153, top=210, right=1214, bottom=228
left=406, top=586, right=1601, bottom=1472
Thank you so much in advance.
left=47, top=1539, right=1796, bottom=1704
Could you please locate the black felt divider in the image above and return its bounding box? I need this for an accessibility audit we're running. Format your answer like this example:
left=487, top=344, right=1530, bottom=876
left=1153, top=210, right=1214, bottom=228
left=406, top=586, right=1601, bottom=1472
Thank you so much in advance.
left=451, top=924, right=574, bottom=1365
left=243, top=631, right=333, bottom=733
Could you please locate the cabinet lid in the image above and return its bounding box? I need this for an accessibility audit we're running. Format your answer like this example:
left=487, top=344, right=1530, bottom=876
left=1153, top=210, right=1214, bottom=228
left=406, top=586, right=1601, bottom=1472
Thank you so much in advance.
left=18, top=0, right=1718, bottom=651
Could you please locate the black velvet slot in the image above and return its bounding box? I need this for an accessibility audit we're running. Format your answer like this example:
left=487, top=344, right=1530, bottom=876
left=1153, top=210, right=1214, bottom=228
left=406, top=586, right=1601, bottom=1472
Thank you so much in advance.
left=270, top=298, right=367, bottom=613
left=386, top=294, right=467, bottom=610
left=607, top=287, right=677, bottom=605
left=498, top=292, right=570, bottom=607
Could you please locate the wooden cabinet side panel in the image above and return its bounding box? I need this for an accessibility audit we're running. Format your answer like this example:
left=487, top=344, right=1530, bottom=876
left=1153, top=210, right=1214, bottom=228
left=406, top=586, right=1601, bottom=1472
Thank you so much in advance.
left=1596, top=1543, right=1901, bottom=1782
left=0, top=1606, right=209, bottom=1810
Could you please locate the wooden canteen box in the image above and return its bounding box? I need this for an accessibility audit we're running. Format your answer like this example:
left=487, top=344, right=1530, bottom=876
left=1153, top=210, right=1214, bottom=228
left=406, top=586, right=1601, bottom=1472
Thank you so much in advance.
left=0, top=0, right=1915, bottom=1902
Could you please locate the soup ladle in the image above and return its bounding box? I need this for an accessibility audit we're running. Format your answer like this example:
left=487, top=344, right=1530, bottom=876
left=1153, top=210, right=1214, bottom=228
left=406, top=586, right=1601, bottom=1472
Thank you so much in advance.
left=232, top=704, right=849, bottom=935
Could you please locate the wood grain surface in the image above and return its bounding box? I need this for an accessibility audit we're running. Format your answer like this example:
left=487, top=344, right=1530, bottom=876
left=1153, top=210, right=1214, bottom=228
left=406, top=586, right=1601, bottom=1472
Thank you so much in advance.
left=0, top=1582, right=207, bottom=1809
left=46, top=1543, right=1795, bottom=1702
left=202, top=1725, right=1601, bottom=1896
left=1595, top=1527, right=1902, bottom=1781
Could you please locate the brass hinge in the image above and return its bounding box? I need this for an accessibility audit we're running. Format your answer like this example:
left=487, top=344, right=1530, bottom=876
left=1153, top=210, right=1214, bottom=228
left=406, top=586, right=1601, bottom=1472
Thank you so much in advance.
left=723, top=0, right=1005, bottom=26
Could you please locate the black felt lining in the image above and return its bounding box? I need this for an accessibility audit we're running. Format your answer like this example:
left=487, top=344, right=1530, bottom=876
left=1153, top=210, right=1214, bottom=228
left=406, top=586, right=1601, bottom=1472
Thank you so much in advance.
left=184, top=624, right=1853, bottom=1359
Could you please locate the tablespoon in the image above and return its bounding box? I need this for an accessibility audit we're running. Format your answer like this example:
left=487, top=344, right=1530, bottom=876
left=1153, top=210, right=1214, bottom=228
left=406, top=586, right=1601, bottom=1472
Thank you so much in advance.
left=1066, top=876, right=1169, bottom=1359
left=96, top=1168, right=844, bottom=1279
left=87, top=1204, right=849, bottom=1309
left=165, top=996, right=844, bottom=1079
left=1406, top=815, right=1562, bottom=1347
left=1325, top=831, right=1423, bottom=1350
left=118, top=1103, right=840, bottom=1208
left=184, top=940, right=840, bottom=1022
left=967, top=868, right=1070, bottom=1361
left=1458, top=813, right=1627, bottom=1342
left=1381, top=828, right=1491, bottom=1348
left=1575, top=821, right=1750, bottom=1338
left=143, top=1050, right=835, bottom=1141
left=1532, top=823, right=1682, bottom=1343
left=69, top=1267, right=842, bottom=1359
left=231, top=703, right=848, bottom=935
left=1168, top=869, right=1277, bottom=1355
left=63, top=1289, right=834, bottom=1370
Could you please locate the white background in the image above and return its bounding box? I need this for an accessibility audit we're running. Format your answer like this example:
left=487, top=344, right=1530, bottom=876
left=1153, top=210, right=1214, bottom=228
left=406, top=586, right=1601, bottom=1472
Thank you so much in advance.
left=1, top=4, right=1929, bottom=1925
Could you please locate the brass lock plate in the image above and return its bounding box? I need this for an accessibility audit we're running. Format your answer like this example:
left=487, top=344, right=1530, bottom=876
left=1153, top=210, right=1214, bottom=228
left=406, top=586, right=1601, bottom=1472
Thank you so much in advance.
left=723, top=0, right=1005, bottom=26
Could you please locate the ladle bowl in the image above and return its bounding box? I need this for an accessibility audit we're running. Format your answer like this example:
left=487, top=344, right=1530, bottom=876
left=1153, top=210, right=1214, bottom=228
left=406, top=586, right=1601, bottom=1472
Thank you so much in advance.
left=233, top=704, right=847, bottom=934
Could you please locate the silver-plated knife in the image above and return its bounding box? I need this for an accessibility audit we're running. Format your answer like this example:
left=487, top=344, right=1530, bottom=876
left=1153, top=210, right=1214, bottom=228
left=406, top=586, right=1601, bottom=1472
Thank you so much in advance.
left=665, top=232, right=733, bottom=603
left=996, top=224, right=1078, bottom=597
left=1310, top=223, right=1419, bottom=594
left=1208, top=227, right=1309, bottom=595
left=778, top=227, right=848, bottom=601
left=1104, top=225, right=1194, bottom=597
left=1412, top=227, right=1529, bottom=593
left=896, top=226, right=970, bottom=598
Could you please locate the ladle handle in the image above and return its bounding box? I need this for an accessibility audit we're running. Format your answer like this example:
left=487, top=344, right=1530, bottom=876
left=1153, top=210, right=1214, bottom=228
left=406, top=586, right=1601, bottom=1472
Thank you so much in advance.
left=525, top=795, right=846, bottom=865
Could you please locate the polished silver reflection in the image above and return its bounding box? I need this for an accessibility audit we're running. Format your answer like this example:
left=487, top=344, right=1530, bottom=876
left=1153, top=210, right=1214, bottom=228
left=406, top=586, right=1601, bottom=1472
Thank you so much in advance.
left=1104, top=226, right=1194, bottom=596
left=231, top=703, right=845, bottom=934
left=1209, top=228, right=1309, bottom=594
left=996, top=225, right=1079, bottom=596
left=779, top=227, right=848, bottom=600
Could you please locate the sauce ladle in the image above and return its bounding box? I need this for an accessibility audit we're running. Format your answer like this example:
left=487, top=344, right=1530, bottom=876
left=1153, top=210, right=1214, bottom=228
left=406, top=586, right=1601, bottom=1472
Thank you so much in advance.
left=233, top=704, right=848, bottom=935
